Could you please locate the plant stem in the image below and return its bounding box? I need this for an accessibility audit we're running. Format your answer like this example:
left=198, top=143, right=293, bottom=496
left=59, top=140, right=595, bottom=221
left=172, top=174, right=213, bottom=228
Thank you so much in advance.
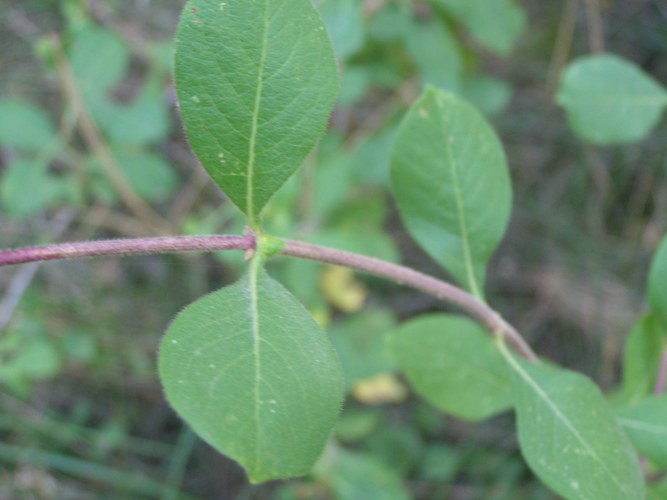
left=0, top=236, right=255, bottom=266
left=281, top=239, right=537, bottom=362
left=0, top=234, right=538, bottom=361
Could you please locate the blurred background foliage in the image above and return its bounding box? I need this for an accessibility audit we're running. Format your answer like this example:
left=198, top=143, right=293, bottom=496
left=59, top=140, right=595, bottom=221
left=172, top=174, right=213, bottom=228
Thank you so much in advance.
left=0, top=0, right=666, bottom=497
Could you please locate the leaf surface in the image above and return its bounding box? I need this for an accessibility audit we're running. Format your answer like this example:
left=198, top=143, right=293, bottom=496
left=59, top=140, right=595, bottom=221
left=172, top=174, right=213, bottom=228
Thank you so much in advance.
left=500, top=345, right=645, bottom=499
left=430, top=0, right=526, bottom=55
left=391, top=87, right=512, bottom=297
left=391, top=314, right=512, bottom=421
left=159, top=261, right=343, bottom=482
left=620, top=313, right=665, bottom=403
left=0, top=100, right=60, bottom=153
left=556, top=55, right=667, bottom=145
left=648, top=235, right=667, bottom=325
left=329, top=309, right=397, bottom=390
left=175, top=0, right=338, bottom=226
left=404, top=18, right=462, bottom=92
left=1, top=159, right=63, bottom=216
left=319, top=0, right=365, bottom=61
left=617, top=395, right=667, bottom=469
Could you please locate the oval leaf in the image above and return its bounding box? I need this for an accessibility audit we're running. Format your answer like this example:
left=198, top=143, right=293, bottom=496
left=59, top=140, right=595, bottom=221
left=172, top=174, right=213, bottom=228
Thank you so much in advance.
left=391, top=87, right=512, bottom=297
left=0, top=99, right=59, bottom=153
left=159, top=261, right=343, bottom=482
left=617, top=395, right=667, bottom=469
left=620, top=313, right=665, bottom=404
left=500, top=345, right=645, bottom=499
left=174, top=0, right=338, bottom=227
left=429, top=0, right=527, bottom=56
left=404, top=18, right=462, bottom=92
left=648, top=235, right=667, bottom=325
left=556, top=54, right=667, bottom=145
left=391, top=314, right=512, bottom=421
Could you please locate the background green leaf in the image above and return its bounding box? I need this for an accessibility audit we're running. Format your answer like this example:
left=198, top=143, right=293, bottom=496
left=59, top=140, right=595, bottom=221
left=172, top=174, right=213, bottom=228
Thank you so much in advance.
left=391, top=87, right=512, bottom=297
left=430, top=0, right=527, bottom=56
left=70, top=25, right=129, bottom=99
left=159, top=262, right=343, bottom=482
left=316, top=446, right=411, bottom=500
left=648, top=235, right=667, bottom=325
left=617, top=395, right=667, bottom=469
left=404, top=17, right=462, bottom=93
left=318, top=0, right=365, bottom=61
left=174, top=0, right=338, bottom=226
left=501, top=347, right=645, bottom=499
left=0, top=99, right=60, bottom=153
left=1, top=158, right=64, bottom=216
left=329, top=309, right=396, bottom=391
left=460, top=75, right=512, bottom=116
left=620, top=313, right=665, bottom=403
left=390, top=314, right=513, bottom=421
left=556, top=54, right=667, bottom=145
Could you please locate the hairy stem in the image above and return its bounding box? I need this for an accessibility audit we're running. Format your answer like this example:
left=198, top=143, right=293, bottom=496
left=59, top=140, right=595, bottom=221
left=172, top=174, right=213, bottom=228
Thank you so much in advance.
left=281, top=239, right=537, bottom=361
left=0, top=236, right=255, bottom=266
left=0, top=234, right=538, bottom=361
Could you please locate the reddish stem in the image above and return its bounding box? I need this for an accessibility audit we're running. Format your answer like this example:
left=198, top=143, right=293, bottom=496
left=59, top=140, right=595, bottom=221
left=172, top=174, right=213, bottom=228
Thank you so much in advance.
left=0, top=234, right=538, bottom=361
left=281, top=239, right=538, bottom=362
left=0, top=236, right=255, bottom=266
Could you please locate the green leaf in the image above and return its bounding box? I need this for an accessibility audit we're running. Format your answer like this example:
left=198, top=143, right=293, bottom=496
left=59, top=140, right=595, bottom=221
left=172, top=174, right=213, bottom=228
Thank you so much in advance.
left=1, top=158, right=63, bottom=216
left=87, top=152, right=179, bottom=204
left=461, top=75, right=512, bottom=116
left=648, top=235, right=667, bottom=324
left=329, top=309, right=397, bottom=390
left=319, top=447, right=411, bottom=500
left=114, top=151, right=179, bottom=202
left=556, top=54, right=667, bottom=145
left=367, top=2, right=411, bottom=43
left=0, top=99, right=60, bottom=153
left=391, top=87, right=512, bottom=297
left=174, top=0, right=338, bottom=227
left=430, top=0, right=527, bottom=56
left=95, top=76, right=171, bottom=145
left=390, top=314, right=512, bottom=421
left=620, top=313, right=665, bottom=404
left=159, top=260, right=343, bottom=482
left=69, top=25, right=130, bottom=99
left=404, top=17, right=462, bottom=93
left=499, top=344, right=645, bottom=499
left=617, top=395, right=667, bottom=469
left=319, top=0, right=365, bottom=61
left=648, top=477, right=667, bottom=500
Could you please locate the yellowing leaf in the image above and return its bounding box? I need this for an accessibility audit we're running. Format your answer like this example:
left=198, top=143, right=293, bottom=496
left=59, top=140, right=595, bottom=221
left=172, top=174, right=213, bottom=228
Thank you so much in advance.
left=351, top=373, right=408, bottom=405
left=319, top=266, right=367, bottom=312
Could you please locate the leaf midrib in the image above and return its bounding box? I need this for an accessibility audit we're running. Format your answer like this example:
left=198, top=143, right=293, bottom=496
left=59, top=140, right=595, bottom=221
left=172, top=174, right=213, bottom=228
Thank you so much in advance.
left=246, top=1, right=271, bottom=227
left=500, top=345, right=632, bottom=496
left=440, top=99, right=481, bottom=299
left=618, top=417, right=667, bottom=436
left=249, top=258, right=262, bottom=473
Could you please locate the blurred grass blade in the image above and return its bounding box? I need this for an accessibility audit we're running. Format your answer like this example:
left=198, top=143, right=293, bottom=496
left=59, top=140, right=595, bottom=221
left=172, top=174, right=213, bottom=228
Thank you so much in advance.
left=0, top=442, right=193, bottom=499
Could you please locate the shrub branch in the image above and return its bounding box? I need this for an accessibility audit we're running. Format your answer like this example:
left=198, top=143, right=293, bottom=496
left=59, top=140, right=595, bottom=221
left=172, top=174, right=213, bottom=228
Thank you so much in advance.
left=0, top=234, right=538, bottom=361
